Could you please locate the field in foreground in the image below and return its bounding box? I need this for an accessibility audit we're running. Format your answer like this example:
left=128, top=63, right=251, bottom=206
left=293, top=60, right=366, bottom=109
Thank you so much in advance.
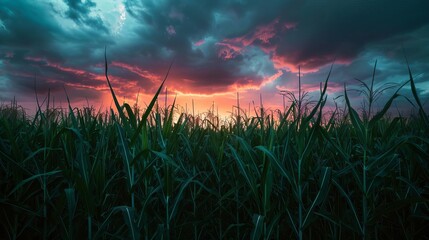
left=1, top=64, right=429, bottom=239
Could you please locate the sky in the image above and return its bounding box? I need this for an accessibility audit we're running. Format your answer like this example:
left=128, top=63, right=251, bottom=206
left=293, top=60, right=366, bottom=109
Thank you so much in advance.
left=1, top=0, right=429, bottom=118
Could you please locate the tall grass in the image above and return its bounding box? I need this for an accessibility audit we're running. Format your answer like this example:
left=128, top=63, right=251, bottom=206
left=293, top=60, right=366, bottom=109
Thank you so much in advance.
left=0, top=60, right=428, bottom=239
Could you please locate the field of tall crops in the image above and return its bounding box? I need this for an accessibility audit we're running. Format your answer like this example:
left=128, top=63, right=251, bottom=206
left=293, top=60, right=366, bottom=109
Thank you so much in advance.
left=1, top=61, right=428, bottom=239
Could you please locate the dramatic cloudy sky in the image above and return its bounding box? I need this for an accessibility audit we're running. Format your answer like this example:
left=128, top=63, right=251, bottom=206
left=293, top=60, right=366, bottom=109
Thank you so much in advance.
left=1, top=0, right=429, bottom=117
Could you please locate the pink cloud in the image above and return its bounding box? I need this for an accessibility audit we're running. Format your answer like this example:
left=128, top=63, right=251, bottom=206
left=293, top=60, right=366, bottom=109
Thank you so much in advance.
left=222, top=70, right=284, bottom=92
left=49, top=63, right=87, bottom=76
left=25, top=56, right=45, bottom=62
left=272, top=54, right=323, bottom=74
left=260, top=70, right=284, bottom=86
left=26, top=56, right=88, bottom=76
left=216, top=42, right=242, bottom=59
left=215, top=17, right=338, bottom=75
left=229, top=77, right=260, bottom=91
left=166, top=25, right=176, bottom=35
left=272, top=52, right=355, bottom=74
left=193, top=39, right=205, bottom=46
left=8, top=69, right=106, bottom=93
left=216, top=18, right=292, bottom=60
left=24, top=57, right=164, bottom=92
left=24, top=56, right=107, bottom=84
left=111, top=61, right=160, bottom=83
left=215, top=18, right=329, bottom=74
left=283, top=22, right=297, bottom=31
left=61, top=81, right=108, bottom=91
left=252, top=18, right=279, bottom=44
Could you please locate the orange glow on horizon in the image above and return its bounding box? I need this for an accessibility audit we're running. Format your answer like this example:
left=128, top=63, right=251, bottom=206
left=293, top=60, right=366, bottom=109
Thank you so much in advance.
left=16, top=50, right=337, bottom=121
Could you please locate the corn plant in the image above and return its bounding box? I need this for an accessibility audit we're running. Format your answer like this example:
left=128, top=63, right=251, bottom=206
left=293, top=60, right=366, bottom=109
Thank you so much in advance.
left=1, top=58, right=428, bottom=239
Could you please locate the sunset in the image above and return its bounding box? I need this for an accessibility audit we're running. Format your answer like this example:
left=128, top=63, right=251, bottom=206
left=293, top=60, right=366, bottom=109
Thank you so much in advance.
left=1, top=0, right=429, bottom=115
left=1, top=1, right=429, bottom=239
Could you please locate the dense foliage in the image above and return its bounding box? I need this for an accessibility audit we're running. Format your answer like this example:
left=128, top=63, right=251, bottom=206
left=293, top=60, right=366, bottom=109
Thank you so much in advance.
left=1, top=62, right=428, bottom=239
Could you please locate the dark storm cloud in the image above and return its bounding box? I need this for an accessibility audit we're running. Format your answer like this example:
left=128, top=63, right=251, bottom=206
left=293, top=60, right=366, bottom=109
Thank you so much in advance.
left=0, top=0, right=428, bottom=113
left=122, top=0, right=288, bottom=57
left=0, top=1, right=59, bottom=48
left=122, top=0, right=218, bottom=59
left=125, top=0, right=429, bottom=63
left=119, top=0, right=288, bottom=91
left=121, top=0, right=429, bottom=89
left=0, top=0, right=115, bottom=102
left=62, top=0, right=109, bottom=32
left=1, top=50, right=104, bottom=98
left=271, top=0, right=429, bottom=70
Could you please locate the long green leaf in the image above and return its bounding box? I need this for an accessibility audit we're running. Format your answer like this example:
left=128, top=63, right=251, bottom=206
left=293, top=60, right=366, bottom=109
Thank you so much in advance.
left=169, top=177, right=194, bottom=222
left=8, top=170, right=62, bottom=197
left=122, top=207, right=140, bottom=240
left=116, top=123, right=133, bottom=190
left=344, top=83, right=365, bottom=142
left=130, top=61, right=174, bottom=145
left=407, top=61, right=429, bottom=126
left=302, top=167, right=332, bottom=228
left=332, top=178, right=363, bottom=234
left=250, top=214, right=264, bottom=240
left=255, top=145, right=292, bottom=186
left=228, top=144, right=257, bottom=199
left=105, top=49, right=129, bottom=128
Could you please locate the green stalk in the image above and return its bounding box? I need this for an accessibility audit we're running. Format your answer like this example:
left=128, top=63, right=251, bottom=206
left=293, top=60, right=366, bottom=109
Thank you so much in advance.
left=193, top=165, right=197, bottom=239
left=362, top=126, right=368, bottom=240
left=298, top=156, right=303, bottom=240
left=43, top=147, right=47, bottom=240
left=237, top=92, right=240, bottom=134
left=218, top=180, right=222, bottom=239
left=298, top=66, right=302, bottom=125
left=236, top=180, right=240, bottom=240
left=88, top=215, right=92, bottom=240
left=166, top=195, right=170, bottom=240
left=297, top=66, right=303, bottom=240
left=43, top=99, right=49, bottom=240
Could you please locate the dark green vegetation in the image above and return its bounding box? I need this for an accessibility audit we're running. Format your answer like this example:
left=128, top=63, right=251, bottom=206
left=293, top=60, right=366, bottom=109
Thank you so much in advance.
left=1, top=60, right=428, bottom=239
